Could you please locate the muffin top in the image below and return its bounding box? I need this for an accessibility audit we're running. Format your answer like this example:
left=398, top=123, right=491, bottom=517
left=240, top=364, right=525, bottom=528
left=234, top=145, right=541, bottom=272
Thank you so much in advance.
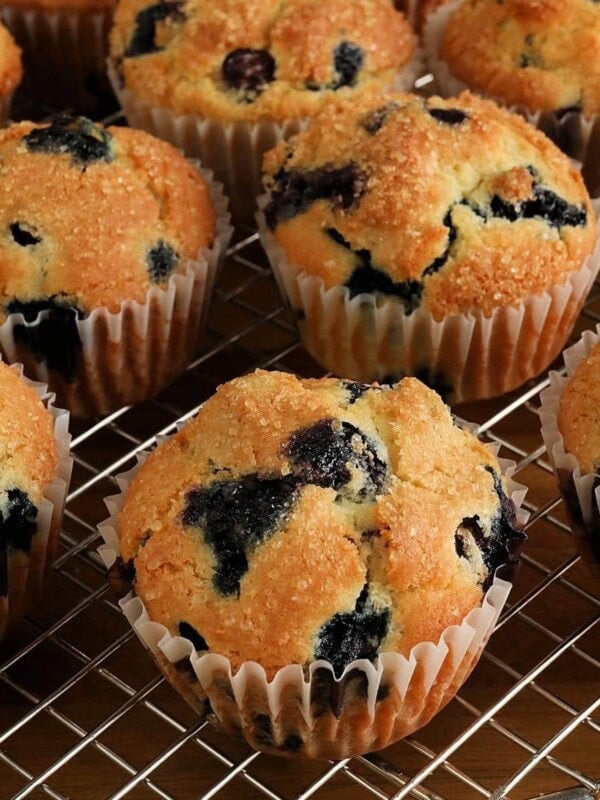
left=0, top=362, right=58, bottom=592
left=0, top=22, right=21, bottom=99
left=558, top=340, right=600, bottom=475
left=439, top=0, right=600, bottom=117
left=0, top=116, right=216, bottom=322
left=110, top=0, right=416, bottom=122
left=118, top=370, right=523, bottom=677
left=262, top=91, right=595, bottom=319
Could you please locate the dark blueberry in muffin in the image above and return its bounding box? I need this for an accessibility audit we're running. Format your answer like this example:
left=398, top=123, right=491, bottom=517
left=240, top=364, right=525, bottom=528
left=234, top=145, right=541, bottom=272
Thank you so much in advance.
left=361, top=102, right=399, bottom=134
left=285, top=419, right=387, bottom=501
left=146, top=240, right=179, bottom=282
left=7, top=296, right=85, bottom=382
left=332, top=41, right=364, bottom=89
left=455, top=468, right=525, bottom=589
left=265, top=163, right=367, bottom=228
left=423, top=209, right=458, bottom=276
left=0, top=487, right=38, bottom=595
left=125, top=0, right=185, bottom=58
left=314, top=584, right=390, bottom=677
left=10, top=223, right=41, bottom=247
left=345, top=261, right=423, bottom=312
left=428, top=107, right=469, bottom=125
left=340, top=380, right=371, bottom=404
left=182, top=475, right=299, bottom=596
left=326, top=226, right=425, bottom=311
left=490, top=183, right=587, bottom=228
left=178, top=621, right=208, bottom=651
left=1, top=488, right=37, bottom=552
left=222, top=48, right=276, bottom=96
left=24, top=116, right=113, bottom=166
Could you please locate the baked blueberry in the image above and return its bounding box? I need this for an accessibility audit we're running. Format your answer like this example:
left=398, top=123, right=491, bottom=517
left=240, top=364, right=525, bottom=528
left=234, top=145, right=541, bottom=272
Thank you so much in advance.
left=428, top=107, right=468, bottom=125
left=361, top=102, right=399, bottom=134
left=222, top=49, right=275, bottom=96
left=340, top=380, right=371, bottom=404
left=314, top=585, right=390, bottom=677
left=490, top=183, right=587, bottom=228
left=285, top=419, right=387, bottom=501
left=178, top=621, right=208, bottom=651
left=345, top=262, right=423, bottom=311
left=125, top=0, right=185, bottom=58
left=182, top=475, right=299, bottom=596
left=264, top=164, right=367, bottom=228
left=24, top=116, right=113, bottom=166
left=332, top=42, right=364, bottom=89
left=10, top=223, right=41, bottom=247
left=146, top=241, right=179, bottom=282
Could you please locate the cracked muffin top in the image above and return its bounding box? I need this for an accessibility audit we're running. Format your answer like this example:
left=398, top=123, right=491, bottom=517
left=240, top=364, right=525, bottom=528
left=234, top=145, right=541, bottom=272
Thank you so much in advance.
left=0, top=116, right=216, bottom=323
left=118, top=370, right=524, bottom=678
left=0, top=362, right=58, bottom=595
left=558, top=340, right=600, bottom=475
left=262, top=91, right=595, bottom=319
left=439, top=0, right=600, bottom=117
left=109, top=0, right=416, bottom=122
left=0, top=22, right=21, bottom=99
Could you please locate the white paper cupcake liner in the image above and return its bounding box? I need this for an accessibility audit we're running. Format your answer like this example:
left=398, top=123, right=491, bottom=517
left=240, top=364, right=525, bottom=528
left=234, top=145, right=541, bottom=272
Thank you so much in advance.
left=0, top=167, right=233, bottom=418
left=423, top=0, right=600, bottom=197
left=539, top=327, right=600, bottom=572
left=257, top=199, right=600, bottom=404
left=0, top=362, right=72, bottom=641
left=108, top=51, right=425, bottom=225
left=97, top=430, right=528, bottom=759
left=2, top=5, right=112, bottom=111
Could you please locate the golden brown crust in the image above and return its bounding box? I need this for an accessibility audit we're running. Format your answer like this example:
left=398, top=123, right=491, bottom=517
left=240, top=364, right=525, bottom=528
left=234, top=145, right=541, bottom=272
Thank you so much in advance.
left=262, top=91, right=595, bottom=319
left=0, top=362, right=57, bottom=506
left=0, top=119, right=216, bottom=316
left=441, top=0, right=600, bottom=117
left=0, top=22, right=22, bottom=97
left=119, top=370, right=519, bottom=677
left=110, top=0, right=416, bottom=122
left=558, top=340, right=600, bottom=475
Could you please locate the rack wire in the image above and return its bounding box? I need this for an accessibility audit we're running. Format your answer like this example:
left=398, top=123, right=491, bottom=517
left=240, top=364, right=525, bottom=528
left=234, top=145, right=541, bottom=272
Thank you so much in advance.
left=0, top=99, right=598, bottom=800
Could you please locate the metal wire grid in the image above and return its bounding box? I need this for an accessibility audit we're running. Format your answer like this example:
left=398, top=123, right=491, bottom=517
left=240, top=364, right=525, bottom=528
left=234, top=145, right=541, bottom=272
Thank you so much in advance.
left=0, top=107, right=598, bottom=800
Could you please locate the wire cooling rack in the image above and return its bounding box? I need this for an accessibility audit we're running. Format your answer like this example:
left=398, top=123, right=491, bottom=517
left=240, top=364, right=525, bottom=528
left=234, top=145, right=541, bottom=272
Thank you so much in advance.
left=0, top=96, right=599, bottom=800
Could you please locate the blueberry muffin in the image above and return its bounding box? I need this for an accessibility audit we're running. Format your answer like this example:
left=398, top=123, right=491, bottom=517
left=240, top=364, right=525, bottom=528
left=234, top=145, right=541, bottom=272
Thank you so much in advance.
left=259, top=91, right=598, bottom=401
left=0, top=361, right=67, bottom=639
left=438, top=0, right=600, bottom=117
left=426, top=0, right=600, bottom=194
left=0, top=115, right=226, bottom=416
left=540, top=330, right=600, bottom=570
left=558, top=342, right=600, bottom=476
left=2, top=0, right=115, bottom=111
left=108, top=0, right=418, bottom=222
left=0, top=21, right=21, bottom=120
left=113, top=370, right=524, bottom=756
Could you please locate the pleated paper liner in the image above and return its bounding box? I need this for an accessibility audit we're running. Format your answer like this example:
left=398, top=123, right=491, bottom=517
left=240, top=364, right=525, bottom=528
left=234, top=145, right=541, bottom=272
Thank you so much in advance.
left=2, top=5, right=113, bottom=112
left=0, top=167, right=233, bottom=418
left=539, top=326, right=600, bottom=576
left=107, top=51, right=425, bottom=225
left=0, top=363, right=72, bottom=642
left=98, top=433, right=528, bottom=760
left=257, top=199, right=600, bottom=404
left=423, top=0, right=600, bottom=198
